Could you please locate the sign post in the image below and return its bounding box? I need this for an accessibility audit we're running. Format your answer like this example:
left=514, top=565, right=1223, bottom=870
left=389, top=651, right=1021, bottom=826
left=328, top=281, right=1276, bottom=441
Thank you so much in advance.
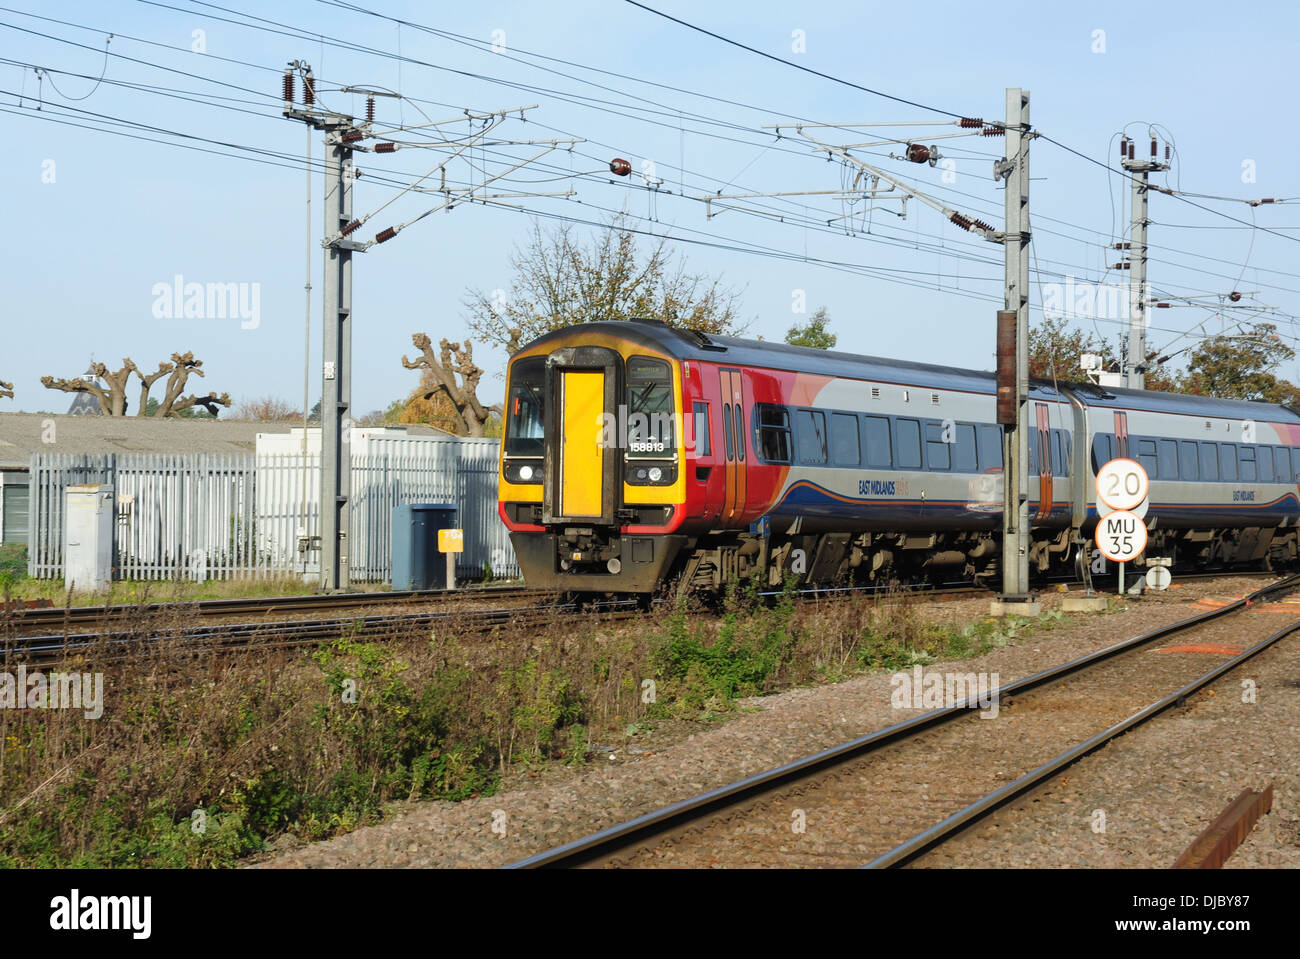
left=1095, top=458, right=1150, bottom=595
left=438, top=528, right=464, bottom=591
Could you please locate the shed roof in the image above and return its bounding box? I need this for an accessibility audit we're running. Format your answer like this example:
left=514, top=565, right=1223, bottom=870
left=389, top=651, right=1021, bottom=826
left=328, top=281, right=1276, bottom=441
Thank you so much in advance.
left=0, top=413, right=296, bottom=469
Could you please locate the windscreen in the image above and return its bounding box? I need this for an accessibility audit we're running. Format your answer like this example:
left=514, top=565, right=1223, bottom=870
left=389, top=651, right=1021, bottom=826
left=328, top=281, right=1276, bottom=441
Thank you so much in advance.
left=504, top=356, right=545, bottom=457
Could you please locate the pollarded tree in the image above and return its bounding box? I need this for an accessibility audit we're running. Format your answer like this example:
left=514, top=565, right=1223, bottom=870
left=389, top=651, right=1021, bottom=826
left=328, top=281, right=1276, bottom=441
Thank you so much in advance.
left=400, top=334, right=502, bottom=437
left=462, top=215, right=746, bottom=353
left=0, top=380, right=12, bottom=401
left=42, top=360, right=137, bottom=415
left=41, top=352, right=231, bottom=417
left=150, top=351, right=231, bottom=417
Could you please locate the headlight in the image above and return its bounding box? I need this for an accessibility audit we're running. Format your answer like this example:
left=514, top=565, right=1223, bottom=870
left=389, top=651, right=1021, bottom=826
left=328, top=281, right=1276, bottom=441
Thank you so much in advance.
left=519, top=465, right=533, bottom=481
left=648, top=467, right=662, bottom=482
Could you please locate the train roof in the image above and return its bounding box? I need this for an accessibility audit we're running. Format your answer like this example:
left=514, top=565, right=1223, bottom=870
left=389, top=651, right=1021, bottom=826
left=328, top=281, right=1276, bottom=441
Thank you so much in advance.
left=517, top=320, right=1300, bottom=422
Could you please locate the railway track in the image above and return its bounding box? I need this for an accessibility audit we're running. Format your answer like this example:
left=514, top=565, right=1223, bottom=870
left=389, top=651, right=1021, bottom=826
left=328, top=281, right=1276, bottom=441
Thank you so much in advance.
left=0, top=587, right=647, bottom=660
left=507, top=573, right=1300, bottom=868
left=0, top=583, right=552, bottom=636
left=3, top=593, right=643, bottom=664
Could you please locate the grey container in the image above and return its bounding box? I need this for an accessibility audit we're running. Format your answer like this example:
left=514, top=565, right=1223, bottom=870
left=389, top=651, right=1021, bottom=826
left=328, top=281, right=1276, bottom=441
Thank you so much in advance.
left=391, top=503, right=458, bottom=590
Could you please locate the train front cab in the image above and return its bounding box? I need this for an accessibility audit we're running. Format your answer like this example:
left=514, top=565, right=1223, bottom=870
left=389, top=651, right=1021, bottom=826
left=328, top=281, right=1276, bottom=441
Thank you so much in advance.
left=498, top=340, right=691, bottom=593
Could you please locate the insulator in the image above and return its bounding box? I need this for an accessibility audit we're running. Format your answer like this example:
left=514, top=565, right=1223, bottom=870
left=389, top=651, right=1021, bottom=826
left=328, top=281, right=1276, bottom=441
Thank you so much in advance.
left=303, top=73, right=315, bottom=106
left=905, top=143, right=931, bottom=164
left=1151, top=138, right=1157, bottom=158
left=366, top=95, right=375, bottom=123
left=959, top=117, right=983, bottom=128
left=1120, top=137, right=1127, bottom=158
left=980, top=126, right=1004, bottom=136
left=970, top=218, right=994, bottom=234
left=1154, top=302, right=1171, bottom=308
left=340, top=220, right=362, bottom=236
left=1229, top=291, right=1242, bottom=302
left=949, top=212, right=971, bottom=231
left=375, top=226, right=397, bottom=244
left=282, top=71, right=294, bottom=103
left=341, top=131, right=364, bottom=143
left=375, top=142, right=396, bottom=153
left=1164, top=143, right=1170, bottom=161
left=609, top=157, right=632, bottom=176
left=1128, top=142, right=1135, bottom=160
left=1114, top=242, right=1131, bottom=249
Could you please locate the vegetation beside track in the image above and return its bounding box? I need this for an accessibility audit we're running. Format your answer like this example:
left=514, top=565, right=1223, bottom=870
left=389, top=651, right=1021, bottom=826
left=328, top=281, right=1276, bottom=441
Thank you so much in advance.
left=0, top=583, right=1071, bottom=867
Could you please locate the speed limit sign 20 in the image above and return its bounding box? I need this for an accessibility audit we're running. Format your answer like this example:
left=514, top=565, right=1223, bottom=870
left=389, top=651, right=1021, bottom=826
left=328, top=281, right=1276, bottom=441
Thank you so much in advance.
left=1096, top=458, right=1149, bottom=512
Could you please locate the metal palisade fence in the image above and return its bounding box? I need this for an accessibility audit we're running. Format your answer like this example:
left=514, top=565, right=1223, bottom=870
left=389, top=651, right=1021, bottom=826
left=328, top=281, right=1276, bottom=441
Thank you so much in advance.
left=27, top=440, right=517, bottom=582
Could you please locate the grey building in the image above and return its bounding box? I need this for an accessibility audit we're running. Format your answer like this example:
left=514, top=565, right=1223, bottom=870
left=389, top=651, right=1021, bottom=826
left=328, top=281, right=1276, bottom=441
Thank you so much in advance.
left=0, top=413, right=298, bottom=546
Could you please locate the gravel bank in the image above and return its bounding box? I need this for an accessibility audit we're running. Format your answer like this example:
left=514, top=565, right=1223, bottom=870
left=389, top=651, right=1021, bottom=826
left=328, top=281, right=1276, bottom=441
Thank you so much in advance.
left=254, top=576, right=1296, bottom=868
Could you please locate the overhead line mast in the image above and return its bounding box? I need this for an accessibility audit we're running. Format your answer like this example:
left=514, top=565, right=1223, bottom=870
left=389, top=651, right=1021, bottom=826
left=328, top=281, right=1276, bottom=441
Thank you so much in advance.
left=1119, top=134, right=1171, bottom=389
left=281, top=61, right=585, bottom=590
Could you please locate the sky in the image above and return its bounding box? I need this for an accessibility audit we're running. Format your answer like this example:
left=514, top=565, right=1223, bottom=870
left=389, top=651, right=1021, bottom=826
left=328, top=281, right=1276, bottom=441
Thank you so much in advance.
left=4, top=0, right=1299, bottom=417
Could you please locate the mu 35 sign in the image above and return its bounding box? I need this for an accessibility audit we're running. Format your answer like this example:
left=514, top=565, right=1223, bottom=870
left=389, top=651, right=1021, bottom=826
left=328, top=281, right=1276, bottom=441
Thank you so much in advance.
left=1095, top=459, right=1149, bottom=563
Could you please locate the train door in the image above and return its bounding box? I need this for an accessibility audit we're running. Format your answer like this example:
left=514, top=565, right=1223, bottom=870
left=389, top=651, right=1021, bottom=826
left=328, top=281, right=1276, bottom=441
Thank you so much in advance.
left=719, top=369, right=747, bottom=524
left=1034, top=402, right=1053, bottom=520
left=542, top=347, right=620, bottom=525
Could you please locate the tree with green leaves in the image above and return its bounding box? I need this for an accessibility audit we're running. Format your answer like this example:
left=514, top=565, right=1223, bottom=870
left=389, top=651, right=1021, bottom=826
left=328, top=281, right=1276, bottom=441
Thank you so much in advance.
left=1179, top=323, right=1300, bottom=403
left=463, top=215, right=746, bottom=353
left=785, top=307, right=836, bottom=350
left=1027, top=316, right=1180, bottom=391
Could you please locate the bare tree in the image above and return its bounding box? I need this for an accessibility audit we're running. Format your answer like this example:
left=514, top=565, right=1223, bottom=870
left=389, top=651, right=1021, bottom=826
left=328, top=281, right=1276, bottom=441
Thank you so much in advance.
left=400, top=334, right=501, bottom=437
left=135, top=360, right=174, bottom=416
left=0, top=380, right=13, bottom=401
left=42, top=359, right=137, bottom=415
left=235, top=395, right=301, bottom=421
left=463, top=215, right=746, bottom=353
left=41, top=352, right=232, bottom=417
left=152, top=351, right=230, bottom=417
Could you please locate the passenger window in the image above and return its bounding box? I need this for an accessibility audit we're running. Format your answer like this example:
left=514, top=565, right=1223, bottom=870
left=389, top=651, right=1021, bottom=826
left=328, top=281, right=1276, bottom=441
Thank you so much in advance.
left=1220, top=443, right=1238, bottom=481
left=794, top=409, right=827, bottom=464
left=1258, top=446, right=1273, bottom=482
left=1240, top=445, right=1257, bottom=482
left=1137, top=439, right=1158, bottom=478
left=954, top=425, right=977, bottom=472
left=1200, top=442, right=1218, bottom=481
left=864, top=416, right=892, bottom=467
left=756, top=405, right=790, bottom=463
left=1091, top=433, right=1112, bottom=473
left=830, top=413, right=860, bottom=467
left=1053, top=431, right=1068, bottom=477
left=1292, top=448, right=1300, bottom=482
left=925, top=421, right=950, bottom=470
left=1157, top=439, right=1177, bottom=480
left=1179, top=441, right=1199, bottom=481
left=1028, top=430, right=1039, bottom=473
left=978, top=425, right=1003, bottom=469
left=692, top=402, right=711, bottom=457
left=733, top=404, right=745, bottom=461
left=895, top=418, right=922, bottom=469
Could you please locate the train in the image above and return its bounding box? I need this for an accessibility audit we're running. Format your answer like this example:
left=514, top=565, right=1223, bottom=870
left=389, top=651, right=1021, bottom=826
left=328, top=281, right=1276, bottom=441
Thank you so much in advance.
left=497, top=319, right=1300, bottom=595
